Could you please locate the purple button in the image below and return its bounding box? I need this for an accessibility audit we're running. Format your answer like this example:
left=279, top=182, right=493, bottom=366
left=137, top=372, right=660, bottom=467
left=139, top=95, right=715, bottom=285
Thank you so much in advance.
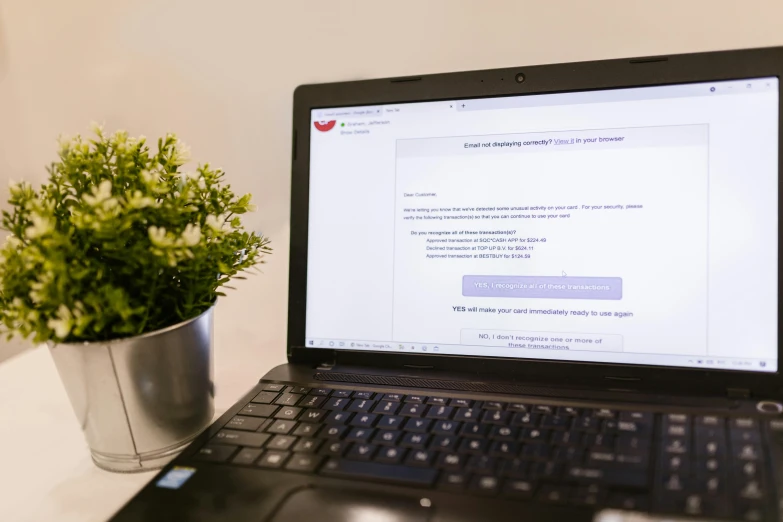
left=462, top=275, right=622, bottom=300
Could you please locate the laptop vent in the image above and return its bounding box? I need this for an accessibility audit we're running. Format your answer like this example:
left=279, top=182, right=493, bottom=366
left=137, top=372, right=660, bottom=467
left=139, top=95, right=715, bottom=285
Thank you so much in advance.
left=313, top=372, right=715, bottom=406
left=629, top=56, right=668, bottom=64
left=390, top=76, right=422, bottom=83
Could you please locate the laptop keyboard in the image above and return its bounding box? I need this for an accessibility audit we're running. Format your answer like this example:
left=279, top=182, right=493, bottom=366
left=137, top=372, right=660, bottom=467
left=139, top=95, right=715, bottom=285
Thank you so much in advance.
left=194, top=384, right=777, bottom=520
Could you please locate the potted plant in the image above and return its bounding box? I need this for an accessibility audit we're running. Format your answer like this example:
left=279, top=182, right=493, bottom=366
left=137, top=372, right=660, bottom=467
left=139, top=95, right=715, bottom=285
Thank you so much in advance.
left=0, top=125, right=271, bottom=472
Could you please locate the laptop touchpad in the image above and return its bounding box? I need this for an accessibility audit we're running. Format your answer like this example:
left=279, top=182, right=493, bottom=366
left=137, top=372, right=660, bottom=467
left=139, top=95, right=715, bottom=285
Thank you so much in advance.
left=270, top=487, right=433, bottom=522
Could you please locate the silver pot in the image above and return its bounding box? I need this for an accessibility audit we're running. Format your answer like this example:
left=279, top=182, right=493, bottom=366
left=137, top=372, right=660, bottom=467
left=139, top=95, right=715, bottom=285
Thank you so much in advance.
left=49, top=306, right=214, bottom=473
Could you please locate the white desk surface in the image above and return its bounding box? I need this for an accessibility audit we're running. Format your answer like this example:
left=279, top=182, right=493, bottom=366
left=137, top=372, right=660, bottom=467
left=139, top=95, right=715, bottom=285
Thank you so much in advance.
left=0, top=286, right=288, bottom=522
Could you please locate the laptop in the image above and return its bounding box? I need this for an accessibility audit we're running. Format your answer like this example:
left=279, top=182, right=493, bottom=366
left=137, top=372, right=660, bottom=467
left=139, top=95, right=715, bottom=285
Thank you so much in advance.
left=112, top=46, right=783, bottom=522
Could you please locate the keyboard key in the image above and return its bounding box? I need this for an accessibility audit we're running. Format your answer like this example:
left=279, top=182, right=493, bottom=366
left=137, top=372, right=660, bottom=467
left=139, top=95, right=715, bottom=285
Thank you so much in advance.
left=347, top=399, right=374, bottom=413
left=732, top=417, right=757, bottom=430
left=319, top=440, right=350, bottom=457
left=226, top=416, right=266, bottom=432
left=540, top=415, right=570, bottom=430
left=262, top=383, right=285, bottom=392
left=298, top=395, right=326, bottom=409
left=489, top=425, right=516, bottom=441
left=503, top=479, right=535, bottom=498
left=213, top=429, right=270, bottom=447
left=349, top=413, right=377, bottom=428
left=426, top=405, right=454, bottom=420
left=666, top=413, right=690, bottom=424
left=324, top=397, right=350, bottom=410
left=520, top=428, right=549, bottom=443
left=500, top=458, right=528, bottom=478
left=332, top=390, right=352, bottom=398
left=300, top=409, right=327, bottom=423
left=345, top=428, right=373, bottom=442
left=321, top=458, right=437, bottom=486
left=585, top=433, right=614, bottom=449
left=311, top=388, right=332, bottom=396
left=268, top=435, right=297, bottom=451
left=405, top=449, right=435, bottom=467
left=383, top=393, right=404, bottom=402
left=322, top=425, right=347, bottom=439
left=293, top=438, right=321, bottom=453
left=432, top=420, right=459, bottom=435
left=619, top=411, right=653, bottom=425
left=467, top=455, right=497, bottom=473
left=401, top=432, right=429, bottom=449
left=572, top=484, right=604, bottom=506
left=275, top=393, right=303, bottom=406
left=470, top=475, right=500, bottom=495
left=400, top=403, right=425, bottom=417
left=404, top=394, right=426, bottom=403
left=617, top=420, right=651, bottom=435
left=511, top=412, right=539, bottom=428
left=520, top=444, right=550, bottom=460
left=455, top=408, right=480, bottom=422
left=375, top=446, right=405, bottom=464
left=437, top=452, right=465, bottom=470
left=257, top=450, right=289, bottom=468
left=324, top=411, right=352, bottom=425
left=460, top=423, right=489, bottom=438
left=195, top=444, right=237, bottom=462
left=460, top=438, right=487, bottom=454
left=536, top=462, right=567, bottom=483
left=538, top=484, right=570, bottom=503
left=427, top=396, right=448, bottom=405
left=285, top=454, right=323, bottom=472
left=551, top=430, right=581, bottom=446
left=239, top=404, right=277, bottom=417
left=292, top=423, right=321, bottom=437
left=403, top=418, right=432, bottom=433
left=662, top=437, right=690, bottom=455
left=287, top=386, right=311, bottom=394
left=695, top=415, right=722, bottom=426
left=533, top=405, right=555, bottom=415
left=567, top=466, right=647, bottom=488
left=616, top=434, right=650, bottom=452
left=483, top=401, right=505, bottom=410
left=352, top=391, right=375, bottom=400
left=431, top=435, right=458, bottom=451
left=574, top=416, right=600, bottom=432
left=439, top=472, right=469, bottom=491
left=490, top=441, right=518, bottom=457
left=507, top=403, right=529, bottom=412
left=376, top=416, right=404, bottom=430
left=607, top=492, right=648, bottom=511
left=735, top=443, right=761, bottom=461
left=481, top=410, right=510, bottom=425
left=558, top=406, right=580, bottom=416
left=450, top=398, right=473, bottom=408
left=231, top=448, right=263, bottom=465
left=274, top=407, right=303, bottom=420
left=346, top=443, right=377, bottom=461
left=372, top=401, right=401, bottom=415
left=252, top=391, right=280, bottom=404
left=373, top=430, right=401, bottom=446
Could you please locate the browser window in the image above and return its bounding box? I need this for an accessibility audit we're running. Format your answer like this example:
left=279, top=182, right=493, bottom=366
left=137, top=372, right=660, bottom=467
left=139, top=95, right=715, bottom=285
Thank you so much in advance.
left=306, top=78, right=779, bottom=373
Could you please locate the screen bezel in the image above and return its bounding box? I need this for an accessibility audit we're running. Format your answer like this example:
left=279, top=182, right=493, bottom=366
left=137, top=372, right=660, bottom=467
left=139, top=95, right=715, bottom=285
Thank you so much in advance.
left=288, top=47, right=783, bottom=397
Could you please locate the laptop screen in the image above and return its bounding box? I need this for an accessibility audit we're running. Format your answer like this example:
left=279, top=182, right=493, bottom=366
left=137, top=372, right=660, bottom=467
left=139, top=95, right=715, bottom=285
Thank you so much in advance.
left=305, top=77, right=779, bottom=373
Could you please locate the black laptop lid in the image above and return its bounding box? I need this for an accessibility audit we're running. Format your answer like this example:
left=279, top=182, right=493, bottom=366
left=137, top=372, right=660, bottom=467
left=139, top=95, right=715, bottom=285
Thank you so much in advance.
left=288, top=48, right=783, bottom=397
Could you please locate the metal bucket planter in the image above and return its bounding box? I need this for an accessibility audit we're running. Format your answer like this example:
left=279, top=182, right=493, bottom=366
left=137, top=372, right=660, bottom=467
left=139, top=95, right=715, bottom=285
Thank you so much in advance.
left=49, top=307, right=215, bottom=473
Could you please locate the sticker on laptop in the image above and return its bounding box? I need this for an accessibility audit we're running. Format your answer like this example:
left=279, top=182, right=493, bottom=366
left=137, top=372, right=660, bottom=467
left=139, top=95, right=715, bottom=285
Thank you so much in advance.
left=156, top=466, right=196, bottom=490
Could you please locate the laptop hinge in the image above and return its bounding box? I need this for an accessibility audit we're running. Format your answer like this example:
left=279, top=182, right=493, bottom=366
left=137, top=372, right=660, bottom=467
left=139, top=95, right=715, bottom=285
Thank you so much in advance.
left=727, top=387, right=751, bottom=399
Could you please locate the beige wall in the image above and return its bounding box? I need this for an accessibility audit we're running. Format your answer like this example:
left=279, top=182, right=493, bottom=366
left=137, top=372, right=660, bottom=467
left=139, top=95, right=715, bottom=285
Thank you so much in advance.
left=0, top=0, right=782, bottom=362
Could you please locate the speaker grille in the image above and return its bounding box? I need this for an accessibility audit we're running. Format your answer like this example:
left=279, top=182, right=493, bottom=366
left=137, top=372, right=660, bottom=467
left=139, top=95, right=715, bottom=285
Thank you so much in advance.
left=313, top=371, right=714, bottom=406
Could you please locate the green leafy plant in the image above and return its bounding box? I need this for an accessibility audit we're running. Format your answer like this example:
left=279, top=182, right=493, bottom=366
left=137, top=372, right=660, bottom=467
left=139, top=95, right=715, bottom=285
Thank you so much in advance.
left=0, top=125, right=271, bottom=343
